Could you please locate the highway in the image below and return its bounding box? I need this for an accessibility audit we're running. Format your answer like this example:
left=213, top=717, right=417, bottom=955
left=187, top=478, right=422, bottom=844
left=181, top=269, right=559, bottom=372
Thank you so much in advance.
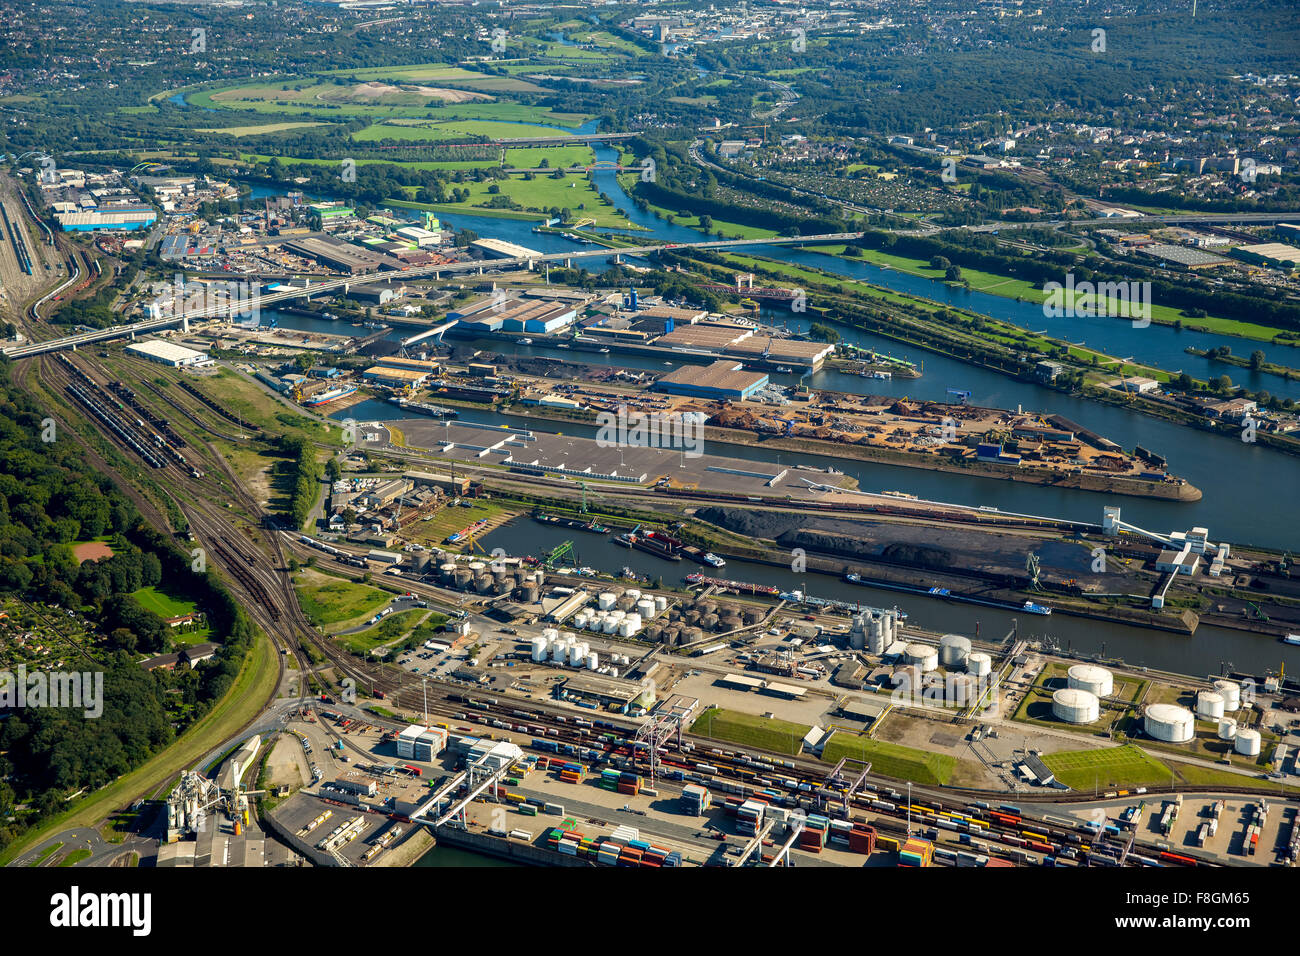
left=1, top=231, right=861, bottom=359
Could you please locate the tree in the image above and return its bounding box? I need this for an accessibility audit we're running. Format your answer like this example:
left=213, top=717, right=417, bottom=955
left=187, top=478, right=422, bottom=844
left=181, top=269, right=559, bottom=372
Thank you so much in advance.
left=930, top=255, right=951, bottom=271
left=945, top=265, right=962, bottom=282
left=1250, top=350, right=1266, bottom=371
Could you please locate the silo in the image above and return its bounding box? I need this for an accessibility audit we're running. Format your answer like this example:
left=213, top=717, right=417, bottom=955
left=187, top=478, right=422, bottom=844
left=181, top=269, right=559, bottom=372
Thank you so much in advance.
left=939, top=634, right=971, bottom=668
left=1213, top=680, right=1241, bottom=712
left=598, top=592, right=617, bottom=611
left=1144, top=704, right=1195, bottom=743
left=1235, top=728, right=1262, bottom=756
left=1196, top=691, right=1225, bottom=721
left=903, top=642, right=939, bottom=673
left=1217, top=718, right=1237, bottom=740
left=587, top=653, right=599, bottom=670
left=867, top=617, right=886, bottom=655
left=966, top=652, right=992, bottom=677
left=849, top=614, right=866, bottom=651
left=1052, top=688, right=1100, bottom=724
left=1067, top=664, right=1114, bottom=698
left=530, top=637, right=548, bottom=662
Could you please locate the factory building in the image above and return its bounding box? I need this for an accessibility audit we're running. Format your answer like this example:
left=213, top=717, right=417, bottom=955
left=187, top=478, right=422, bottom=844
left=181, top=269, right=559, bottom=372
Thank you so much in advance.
left=396, top=725, right=448, bottom=761
left=1231, top=242, right=1300, bottom=272
left=469, top=238, right=542, bottom=259
left=124, top=339, right=212, bottom=367
left=558, top=673, right=655, bottom=713
left=56, top=206, right=157, bottom=232
left=362, top=365, right=430, bottom=389
left=654, top=360, right=769, bottom=401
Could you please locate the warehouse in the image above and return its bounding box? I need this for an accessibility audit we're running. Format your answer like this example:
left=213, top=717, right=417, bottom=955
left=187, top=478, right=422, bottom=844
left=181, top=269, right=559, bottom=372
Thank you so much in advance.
left=559, top=673, right=655, bottom=712
left=376, top=356, right=440, bottom=375
left=362, top=365, right=429, bottom=389
left=124, top=339, right=211, bottom=367
left=1231, top=242, right=1300, bottom=272
left=470, top=238, right=542, bottom=259
left=282, top=236, right=402, bottom=274
left=724, top=336, right=835, bottom=370
left=653, top=360, right=769, bottom=401
left=56, top=207, right=157, bottom=232
left=718, top=673, right=765, bottom=691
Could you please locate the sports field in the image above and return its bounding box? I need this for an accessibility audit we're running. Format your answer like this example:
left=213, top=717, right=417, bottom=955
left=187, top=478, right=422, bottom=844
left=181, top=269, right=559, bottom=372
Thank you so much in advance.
left=819, top=735, right=958, bottom=786
left=690, top=708, right=811, bottom=757
left=1041, top=745, right=1172, bottom=790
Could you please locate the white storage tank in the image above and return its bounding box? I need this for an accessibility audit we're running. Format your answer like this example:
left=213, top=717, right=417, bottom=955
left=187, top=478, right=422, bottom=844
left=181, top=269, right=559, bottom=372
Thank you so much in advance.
left=636, top=598, right=657, bottom=619
left=530, top=638, right=548, bottom=662
left=1052, top=688, right=1100, bottom=724
left=1144, top=703, right=1195, bottom=743
left=587, top=653, right=599, bottom=670
left=550, top=642, right=567, bottom=662
left=939, top=634, right=972, bottom=668
left=468, top=561, right=486, bottom=574
left=1196, top=690, right=1226, bottom=721
left=569, top=645, right=586, bottom=667
left=1217, top=718, right=1237, bottom=740
left=903, top=642, right=939, bottom=673
left=598, top=592, right=617, bottom=611
left=609, top=667, right=620, bottom=679
left=618, top=619, right=641, bottom=638
left=1067, top=664, right=1114, bottom=698
left=543, top=627, right=559, bottom=642
left=603, top=618, right=619, bottom=634
left=626, top=589, right=641, bottom=602
left=966, top=652, right=992, bottom=677
left=946, top=674, right=977, bottom=707
left=1235, top=728, right=1261, bottom=756
left=573, top=612, right=590, bottom=629
left=654, top=595, right=668, bottom=614
left=1213, top=680, right=1241, bottom=712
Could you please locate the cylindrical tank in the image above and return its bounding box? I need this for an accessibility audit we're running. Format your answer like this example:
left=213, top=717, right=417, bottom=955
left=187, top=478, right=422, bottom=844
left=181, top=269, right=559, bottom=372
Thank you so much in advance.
left=1196, top=690, right=1226, bottom=721
left=619, top=619, right=640, bottom=638
left=530, top=638, right=547, bottom=662
left=439, top=562, right=457, bottom=581
left=453, top=569, right=472, bottom=590
left=617, top=595, right=636, bottom=612
left=569, top=644, right=586, bottom=667
left=572, top=612, right=590, bottom=629
left=966, top=652, right=992, bottom=677
left=1217, top=718, right=1237, bottom=740
left=517, top=584, right=539, bottom=604
left=1213, top=680, right=1241, bottom=712
left=946, top=674, right=976, bottom=706
left=474, top=573, right=493, bottom=594
left=867, top=617, right=885, bottom=655
left=637, top=598, right=656, bottom=619
left=1234, top=728, right=1261, bottom=756
left=1144, top=704, right=1195, bottom=743
left=1067, top=664, right=1114, bottom=698
left=603, top=618, right=619, bottom=634
left=551, top=642, right=567, bottom=662
left=939, top=634, right=971, bottom=667
left=587, top=653, right=599, bottom=671
left=626, top=589, right=641, bottom=602
left=1053, top=688, right=1100, bottom=724
left=903, top=642, right=938, bottom=672
left=598, top=592, right=617, bottom=611
left=654, top=595, right=668, bottom=614
left=468, top=561, right=486, bottom=574
left=700, top=613, right=719, bottom=631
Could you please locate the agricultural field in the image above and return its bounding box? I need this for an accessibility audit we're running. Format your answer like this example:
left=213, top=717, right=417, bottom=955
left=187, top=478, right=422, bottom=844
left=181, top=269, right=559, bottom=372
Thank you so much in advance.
left=353, top=119, right=570, bottom=143
left=395, top=172, right=638, bottom=228
left=195, top=121, right=329, bottom=137
left=293, top=569, right=391, bottom=630
left=690, top=707, right=811, bottom=757
left=819, top=734, right=958, bottom=786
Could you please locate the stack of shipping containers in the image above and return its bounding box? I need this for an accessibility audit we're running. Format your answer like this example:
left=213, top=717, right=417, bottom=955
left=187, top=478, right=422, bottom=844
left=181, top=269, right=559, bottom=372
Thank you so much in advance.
left=899, top=838, right=934, bottom=867
left=681, top=784, right=711, bottom=816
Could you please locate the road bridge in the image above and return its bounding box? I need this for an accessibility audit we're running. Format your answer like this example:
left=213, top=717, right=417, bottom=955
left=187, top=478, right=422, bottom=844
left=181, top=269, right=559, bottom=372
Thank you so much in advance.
left=4, top=233, right=861, bottom=359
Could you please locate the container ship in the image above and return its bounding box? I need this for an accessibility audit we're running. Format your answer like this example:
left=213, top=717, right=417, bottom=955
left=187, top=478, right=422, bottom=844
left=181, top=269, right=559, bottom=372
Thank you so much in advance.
left=386, top=397, right=459, bottom=419
left=532, top=512, right=611, bottom=534
left=445, top=518, right=489, bottom=545
left=302, top=384, right=357, bottom=408
left=613, top=532, right=682, bottom=561
left=844, top=573, right=1050, bottom=615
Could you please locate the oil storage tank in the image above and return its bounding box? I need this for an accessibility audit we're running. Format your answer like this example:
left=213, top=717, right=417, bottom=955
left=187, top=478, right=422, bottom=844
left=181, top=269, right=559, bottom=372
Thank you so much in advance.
left=903, top=642, right=939, bottom=673
left=1196, top=690, right=1226, bottom=721
left=1052, top=688, right=1100, bottom=724
left=1067, top=664, right=1113, bottom=698
left=966, top=652, right=992, bottom=677
left=1144, top=703, right=1195, bottom=743
left=1217, top=718, right=1237, bottom=740
left=939, top=635, right=971, bottom=668
left=1213, top=680, right=1241, bottom=712
left=1235, top=728, right=1261, bottom=756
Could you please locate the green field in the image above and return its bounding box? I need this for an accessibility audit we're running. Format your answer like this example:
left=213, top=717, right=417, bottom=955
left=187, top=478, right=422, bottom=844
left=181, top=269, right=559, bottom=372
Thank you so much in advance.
left=819, top=734, right=958, bottom=786
left=131, top=585, right=197, bottom=619
left=337, top=609, right=420, bottom=655
left=353, top=119, right=570, bottom=143
left=690, top=708, right=811, bottom=756
left=294, top=571, right=391, bottom=629
left=195, top=121, right=328, bottom=137
left=397, top=172, right=638, bottom=228
left=1041, top=745, right=1173, bottom=790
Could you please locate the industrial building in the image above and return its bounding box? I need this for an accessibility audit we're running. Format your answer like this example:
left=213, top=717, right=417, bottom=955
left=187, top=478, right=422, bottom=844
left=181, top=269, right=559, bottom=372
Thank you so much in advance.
left=470, top=237, right=542, bottom=259
left=653, top=360, right=769, bottom=401
left=558, top=672, right=655, bottom=712
left=281, top=236, right=403, bottom=274
left=1230, top=242, right=1300, bottom=272
left=362, top=365, right=430, bottom=389
left=56, top=206, right=157, bottom=232
left=395, top=725, right=448, bottom=761
left=125, top=339, right=212, bottom=367
left=723, top=336, right=835, bottom=371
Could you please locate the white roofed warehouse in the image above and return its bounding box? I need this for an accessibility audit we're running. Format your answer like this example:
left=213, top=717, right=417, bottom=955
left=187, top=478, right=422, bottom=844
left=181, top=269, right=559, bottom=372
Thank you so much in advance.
left=124, top=339, right=212, bottom=367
